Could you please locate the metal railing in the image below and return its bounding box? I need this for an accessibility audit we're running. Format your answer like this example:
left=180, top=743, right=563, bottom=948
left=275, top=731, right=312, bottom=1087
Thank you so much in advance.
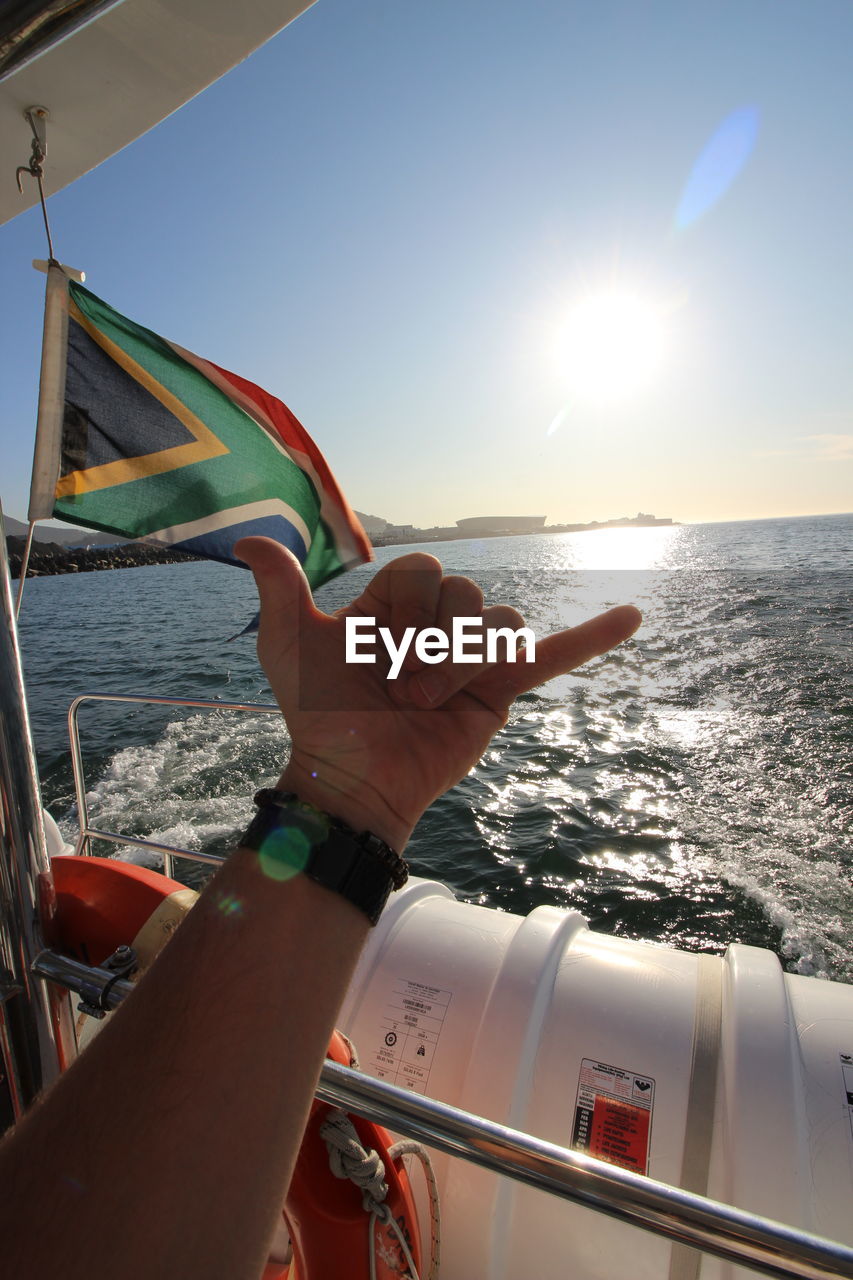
left=67, top=692, right=280, bottom=876
left=28, top=945, right=853, bottom=1280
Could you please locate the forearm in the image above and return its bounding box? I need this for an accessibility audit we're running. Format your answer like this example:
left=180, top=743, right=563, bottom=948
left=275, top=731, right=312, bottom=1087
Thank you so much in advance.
left=0, top=843, right=372, bottom=1280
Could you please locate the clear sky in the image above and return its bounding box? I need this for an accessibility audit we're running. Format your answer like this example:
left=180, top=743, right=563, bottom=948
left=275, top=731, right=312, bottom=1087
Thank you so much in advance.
left=2, top=0, right=852, bottom=529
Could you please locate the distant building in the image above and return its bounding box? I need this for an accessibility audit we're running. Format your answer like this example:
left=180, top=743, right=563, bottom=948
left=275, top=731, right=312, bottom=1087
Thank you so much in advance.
left=455, top=515, right=546, bottom=534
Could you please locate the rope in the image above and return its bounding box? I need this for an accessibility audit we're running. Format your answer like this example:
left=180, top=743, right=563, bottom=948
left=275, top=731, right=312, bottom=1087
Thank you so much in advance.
left=319, top=1108, right=427, bottom=1280
left=388, top=1141, right=441, bottom=1280
left=369, top=1201, right=421, bottom=1280
left=14, top=521, right=38, bottom=618
left=319, top=1032, right=440, bottom=1279
left=338, top=1030, right=361, bottom=1070
left=36, top=166, right=56, bottom=262
left=320, top=1109, right=389, bottom=1209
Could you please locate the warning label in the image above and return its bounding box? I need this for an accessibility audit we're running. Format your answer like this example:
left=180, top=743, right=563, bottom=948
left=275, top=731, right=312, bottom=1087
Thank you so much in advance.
left=367, top=979, right=452, bottom=1094
left=841, top=1052, right=853, bottom=1142
left=572, top=1058, right=655, bottom=1174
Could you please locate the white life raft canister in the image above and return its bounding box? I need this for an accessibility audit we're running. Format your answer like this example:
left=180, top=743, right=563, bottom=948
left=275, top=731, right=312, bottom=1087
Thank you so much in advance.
left=335, top=876, right=853, bottom=1280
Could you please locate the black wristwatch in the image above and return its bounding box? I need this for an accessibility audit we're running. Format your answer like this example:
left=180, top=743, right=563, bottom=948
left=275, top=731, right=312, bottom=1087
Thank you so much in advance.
left=240, top=790, right=409, bottom=925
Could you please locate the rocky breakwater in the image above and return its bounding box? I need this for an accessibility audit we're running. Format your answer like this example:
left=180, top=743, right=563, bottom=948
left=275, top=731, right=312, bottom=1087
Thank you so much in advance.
left=6, top=536, right=201, bottom=579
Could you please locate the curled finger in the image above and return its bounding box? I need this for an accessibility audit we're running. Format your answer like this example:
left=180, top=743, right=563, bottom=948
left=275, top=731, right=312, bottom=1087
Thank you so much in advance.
left=402, top=602, right=530, bottom=708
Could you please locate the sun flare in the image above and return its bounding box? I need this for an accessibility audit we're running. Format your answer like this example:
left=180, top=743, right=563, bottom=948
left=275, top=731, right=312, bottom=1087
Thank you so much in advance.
left=554, top=290, right=668, bottom=407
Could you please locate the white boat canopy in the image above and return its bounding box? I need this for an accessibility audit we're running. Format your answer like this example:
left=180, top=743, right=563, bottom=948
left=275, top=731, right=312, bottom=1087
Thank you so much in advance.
left=0, top=0, right=315, bottom=228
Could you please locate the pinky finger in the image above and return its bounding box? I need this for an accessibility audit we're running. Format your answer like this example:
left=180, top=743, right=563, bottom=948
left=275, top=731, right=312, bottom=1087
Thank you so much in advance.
left=514, top=605, right=642, bottom=694
left=473, top=604, right=642, bottom=706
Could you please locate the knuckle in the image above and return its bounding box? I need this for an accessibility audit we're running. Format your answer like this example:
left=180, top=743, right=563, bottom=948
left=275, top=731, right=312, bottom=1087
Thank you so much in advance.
left=389, top=552, right=442, bottom=575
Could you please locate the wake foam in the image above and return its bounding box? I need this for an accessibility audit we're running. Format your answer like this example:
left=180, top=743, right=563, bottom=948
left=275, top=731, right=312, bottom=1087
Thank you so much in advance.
left=60, top=711, right=289, bottom=869
left=648, top=699, right=852, bottom=982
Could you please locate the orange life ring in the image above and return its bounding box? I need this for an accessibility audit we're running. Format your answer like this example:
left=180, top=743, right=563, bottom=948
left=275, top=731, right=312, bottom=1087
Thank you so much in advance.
left=38, top=854, right=198, bottom=1059
left=265, top=1030, right=423, bottom=1280
left=41, top=854, right=196, bottom=968
left=41, top=857, right=424, bottom=1278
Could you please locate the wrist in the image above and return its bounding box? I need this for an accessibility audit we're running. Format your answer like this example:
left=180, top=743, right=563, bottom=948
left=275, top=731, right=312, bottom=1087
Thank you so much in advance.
left=276, top=756, right=414, bottom=853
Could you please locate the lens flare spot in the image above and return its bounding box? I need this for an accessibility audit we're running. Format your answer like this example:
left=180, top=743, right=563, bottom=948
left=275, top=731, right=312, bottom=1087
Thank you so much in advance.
left=216, top=892, right=244, bottom=918
left=675, top=105, right=759, bottom=229
left=547, top=405, right=571, bottom=437
left=258, top=826, right=312, bottom=882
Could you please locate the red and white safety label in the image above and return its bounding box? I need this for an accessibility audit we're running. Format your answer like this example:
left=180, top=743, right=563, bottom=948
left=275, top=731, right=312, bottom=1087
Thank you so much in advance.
left=572, top=1058, right=655, bottom=1174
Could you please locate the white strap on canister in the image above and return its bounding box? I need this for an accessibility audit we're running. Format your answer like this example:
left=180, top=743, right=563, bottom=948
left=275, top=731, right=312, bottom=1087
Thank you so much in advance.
left=668, top=953, right=724, bottom=1280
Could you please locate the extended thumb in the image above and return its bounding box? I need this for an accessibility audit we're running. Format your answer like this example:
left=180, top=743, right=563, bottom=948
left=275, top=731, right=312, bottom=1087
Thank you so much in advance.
left=234, top=536, right=315, bottom=642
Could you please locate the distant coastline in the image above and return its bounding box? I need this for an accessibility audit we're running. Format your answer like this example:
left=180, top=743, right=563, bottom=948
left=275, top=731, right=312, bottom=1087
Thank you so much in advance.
left=4, top=512, right=677, bottom=579
left=369, top=513, right=677, bottom=547
left=6, top=535, right=200, bottom=580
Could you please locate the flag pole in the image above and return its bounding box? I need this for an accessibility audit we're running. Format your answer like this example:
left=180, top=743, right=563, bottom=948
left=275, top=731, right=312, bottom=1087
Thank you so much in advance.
left=18, top=260, right=84, bottom=617
left=28, top=260, right=79, bottom=521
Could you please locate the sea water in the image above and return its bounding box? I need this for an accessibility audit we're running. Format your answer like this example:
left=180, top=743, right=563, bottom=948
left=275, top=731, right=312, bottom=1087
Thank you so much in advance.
left=17, top=514, right=852, bottom=982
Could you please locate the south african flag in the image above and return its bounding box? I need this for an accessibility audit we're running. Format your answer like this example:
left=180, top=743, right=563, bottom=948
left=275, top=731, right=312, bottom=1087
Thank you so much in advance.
left=29, top=268, right=372, bottom=591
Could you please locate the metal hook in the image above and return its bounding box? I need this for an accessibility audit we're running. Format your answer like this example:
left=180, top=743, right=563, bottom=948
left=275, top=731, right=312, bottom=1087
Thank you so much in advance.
left=15, top=105, right=56, bottom=260
left=16, top=106, right=49, bottom=194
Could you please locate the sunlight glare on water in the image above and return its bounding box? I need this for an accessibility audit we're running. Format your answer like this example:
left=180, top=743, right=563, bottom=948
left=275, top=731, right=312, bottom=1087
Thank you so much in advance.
left=550, top=524, right=685, bottom=571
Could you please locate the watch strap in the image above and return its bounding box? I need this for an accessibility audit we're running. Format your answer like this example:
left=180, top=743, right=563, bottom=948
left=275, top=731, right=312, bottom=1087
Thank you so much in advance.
left=240, top=790, right=408, bottom=925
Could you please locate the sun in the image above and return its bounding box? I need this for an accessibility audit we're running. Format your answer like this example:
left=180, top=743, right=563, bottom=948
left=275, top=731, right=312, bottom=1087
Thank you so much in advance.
left=554, top=290, right=668, bottom=406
